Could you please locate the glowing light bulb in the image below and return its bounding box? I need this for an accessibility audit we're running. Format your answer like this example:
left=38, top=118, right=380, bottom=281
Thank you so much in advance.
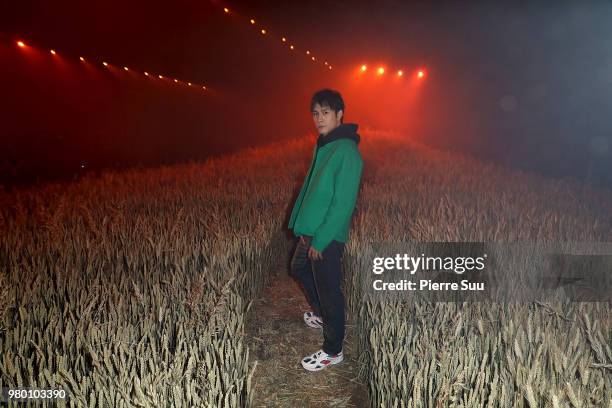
left=250, top=19, right=255, bottom=24
left=306, top=50, right=310, bottom=55
left=103, top=62, right=108, bottom=66
left=418, top=70, right=425, bottom=78
left=290, top=45, right=294, bottom=50
left=123, top=66, right=129, bottom=71
left=188, top=82, right=192, bottom=86
left=174, top=79, right=178, bottom=83
left=144, top=72, right=149, bottom=76
left=311, top=56, right=315, bottom=61
left=377, top=67, right=385, bottom=75
left=282, top=37, right=286, bottom=42
left=261, top=29, right=266, bottom=34
left=50, top=49, right=56, bottom=55
left=224, top=7, right=229, bottom=13
left=158, top=75, right=163, bottom=79
left=397, top=70, right=403, bottom=76
left=17, top=41, right=25, bottom=47
left=360, top=64, right=367, bottom=72
left=324, top=61, right=328, bottom=65
left=79, top=57, right=85, bottom=61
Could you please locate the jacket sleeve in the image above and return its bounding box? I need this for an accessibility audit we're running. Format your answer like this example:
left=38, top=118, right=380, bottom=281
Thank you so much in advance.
left=311, top=147, right=363, bottom=252
left=288, top=146, right=317, bottom=231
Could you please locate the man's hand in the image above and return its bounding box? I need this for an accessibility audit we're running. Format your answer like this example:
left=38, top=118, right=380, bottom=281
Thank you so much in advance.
left=308, top=246, right=323, bottom=261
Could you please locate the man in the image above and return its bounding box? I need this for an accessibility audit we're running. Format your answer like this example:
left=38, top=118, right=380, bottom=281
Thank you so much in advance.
left=288, top=88, right=364, bottom=372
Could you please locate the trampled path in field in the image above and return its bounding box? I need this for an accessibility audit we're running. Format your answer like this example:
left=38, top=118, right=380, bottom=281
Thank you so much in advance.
left=245, top=259, right=369, bottom=407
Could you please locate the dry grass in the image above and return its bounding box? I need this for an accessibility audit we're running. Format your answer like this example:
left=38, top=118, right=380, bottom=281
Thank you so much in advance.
left=0, top=131, right=610, bottom=407
left=344, top=133, right=612, bottom=407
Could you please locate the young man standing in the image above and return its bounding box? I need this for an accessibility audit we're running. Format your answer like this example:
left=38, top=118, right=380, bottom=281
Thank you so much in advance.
left=288, top=88, right=364, bottom=372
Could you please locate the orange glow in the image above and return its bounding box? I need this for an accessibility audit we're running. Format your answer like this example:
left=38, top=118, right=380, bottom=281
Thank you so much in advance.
left=144, top=72, right=149, bottom=76
left=281, top=37, right=286, bottom=42
left=418, top=70, right=425, bottom=78
left=397, top=70, right=403, bottom=76
left=158, top=75, right=163, bottom=79
left=306, top=50, right=310, bottom=55
left=311, top=56, right=315, bottom=61
left=329, top=66, right=332, bottom=70
left=123, top=66, right=129, bottom=71
left=377, top=67, right=385, bottom=75
left=203, top=86, right=207, bottom=90
left=103, top=61, right=108, bottom=66
left=174, top=79, right=178, bottom=83
left=188, top=82, right=192, bottom=86
left=290, top=45, right=294, bottom=50
left=17, top=41, right=25, bottom=47
left=79, top=56, right=85, bottom=61
left=324, top=61, right=328, bottom=65
left=360, top=64, right=367, bottom=72
left=50, top=49, right=56, bottom=55
left=223, top=7, right=229, bottom=13
left=250, top=19, right=255, bottom=24
left=261, top=29, right=266, bottom=34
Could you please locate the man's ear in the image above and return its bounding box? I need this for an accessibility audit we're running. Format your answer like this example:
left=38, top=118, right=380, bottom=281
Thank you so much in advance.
left=337, top=109, right=344, bottom=122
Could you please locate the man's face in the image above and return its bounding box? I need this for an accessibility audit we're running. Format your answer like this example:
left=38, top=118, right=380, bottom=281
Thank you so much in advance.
left=312, top=103, right=343, bottom=136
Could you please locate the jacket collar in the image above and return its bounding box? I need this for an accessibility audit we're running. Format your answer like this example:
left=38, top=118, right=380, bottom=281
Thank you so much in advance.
left=317, top=123, right=361, bottom=149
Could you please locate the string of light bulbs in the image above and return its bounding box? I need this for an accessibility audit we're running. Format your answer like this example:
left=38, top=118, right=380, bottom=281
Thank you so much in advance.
left=12, top=39, right=209, bottom=93
left=358, top=64, right=427, bottom=80
left=220, top=5, right=333, bottom=71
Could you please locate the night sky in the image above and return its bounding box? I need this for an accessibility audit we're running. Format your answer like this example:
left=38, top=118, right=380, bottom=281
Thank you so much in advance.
left=1, top=0, right=611, bottom=189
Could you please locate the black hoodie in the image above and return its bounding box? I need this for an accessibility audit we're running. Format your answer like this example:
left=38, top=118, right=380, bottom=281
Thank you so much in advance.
left=317, top=123, right=361, bottom=149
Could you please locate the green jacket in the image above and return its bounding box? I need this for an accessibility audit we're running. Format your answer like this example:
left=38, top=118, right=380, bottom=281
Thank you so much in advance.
left=288, top=123, right=364, bottom=252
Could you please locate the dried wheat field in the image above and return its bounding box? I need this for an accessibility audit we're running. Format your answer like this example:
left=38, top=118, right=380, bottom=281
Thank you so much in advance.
left=1, top=130, right=610, bottom=407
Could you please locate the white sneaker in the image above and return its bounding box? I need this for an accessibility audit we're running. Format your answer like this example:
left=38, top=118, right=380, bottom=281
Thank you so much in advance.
left=301, top=349, right=344, bottom=371
left=303, top=311, right=323, bottom=329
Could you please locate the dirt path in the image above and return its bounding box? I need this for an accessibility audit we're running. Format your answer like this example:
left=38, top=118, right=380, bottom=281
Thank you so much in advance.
left=245, top=261, right=369, bottom=408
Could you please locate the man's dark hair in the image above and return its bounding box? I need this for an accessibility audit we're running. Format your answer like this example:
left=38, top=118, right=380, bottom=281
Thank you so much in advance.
left=310, top=89, right=345, bottom=123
